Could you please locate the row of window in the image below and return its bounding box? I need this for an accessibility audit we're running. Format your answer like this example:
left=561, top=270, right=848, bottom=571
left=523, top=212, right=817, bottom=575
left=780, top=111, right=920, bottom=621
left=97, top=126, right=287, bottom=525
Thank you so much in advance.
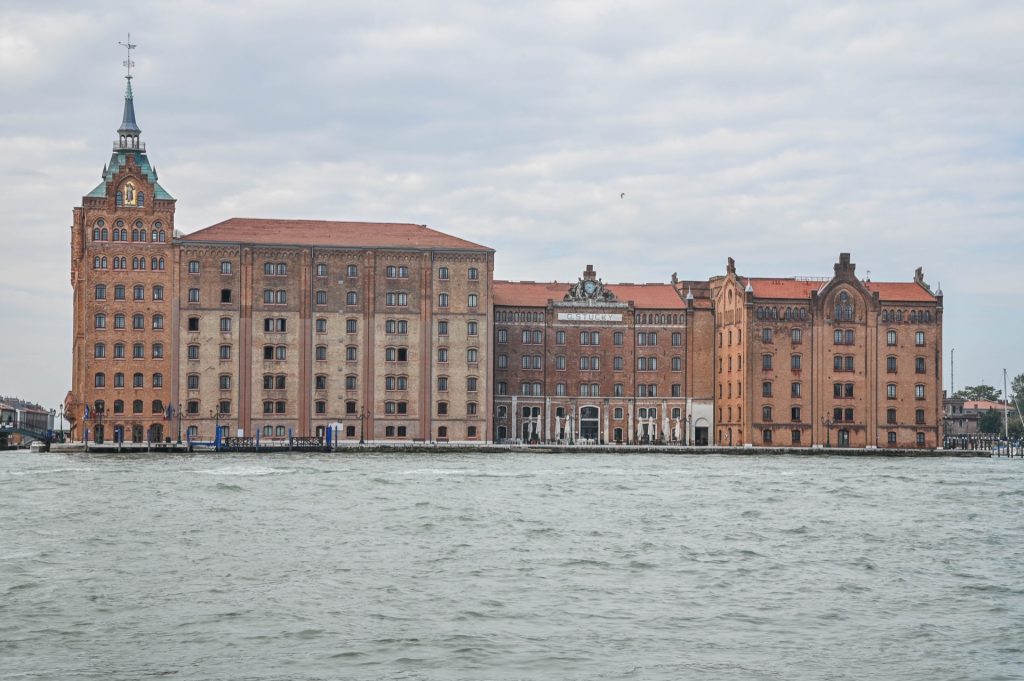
left=93, top=372, right=163, bottom=388
left=756, top=306, right=810, bottom=322
left=749, top=381, right=928, bottom=401
left=184, top=261, right=482, bottom=282
left=882, top=309, right=934, bottom=324
left=761, top=328, right=803, bottom=344
left=91, top=220, right=166, bottom=243
left=498, top=405, right=684, bottom=421
left=92, top=256, right=166, bottom=270
left=759, top=430, right=928, bottom=446
left=94, top=284, right=165, bottom=301
left=94, top=313, right=165, bottom=330
left=495, top=382, right=682, bottom=398
left=94, top=342, right=164, bottom=359
left=437, top=347, right=480, bottom=363
left=88, top=398, right=165, bottom=414
left=500, top=329, right=684, bottom=346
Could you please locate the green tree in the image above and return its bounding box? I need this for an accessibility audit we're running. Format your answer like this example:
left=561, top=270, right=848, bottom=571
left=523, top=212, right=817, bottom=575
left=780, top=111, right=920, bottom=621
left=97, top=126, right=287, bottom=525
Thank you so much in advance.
left=979, top=409, right=1004, bottom=434
left=953, top=384, right=1002, bottom=402
left=1011, top=373, right=1024, bottom=405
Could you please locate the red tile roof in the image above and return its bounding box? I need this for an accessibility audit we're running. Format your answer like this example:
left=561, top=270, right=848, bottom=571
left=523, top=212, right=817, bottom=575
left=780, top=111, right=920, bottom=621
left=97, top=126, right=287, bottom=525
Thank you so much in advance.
left=864, top=282, right=937, bottom=302
left=747, top=278, right=937, bottom=302
left=181, top=218, right=492, bottom=252
left=747, top=279, right=824, bottom=299
left=494, top=281, right=685, bottom=308
left=963, top=400, right=1014, bottom=412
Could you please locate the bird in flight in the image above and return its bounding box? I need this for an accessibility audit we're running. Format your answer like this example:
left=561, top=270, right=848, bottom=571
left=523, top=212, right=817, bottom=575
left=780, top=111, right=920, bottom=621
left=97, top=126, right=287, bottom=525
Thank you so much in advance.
left=620, top=192, right=625, bottom=199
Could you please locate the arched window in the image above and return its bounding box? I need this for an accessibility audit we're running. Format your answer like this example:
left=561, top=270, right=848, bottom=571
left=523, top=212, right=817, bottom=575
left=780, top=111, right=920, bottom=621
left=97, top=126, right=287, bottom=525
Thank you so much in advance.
left=835, top=291, right=853, bottom=321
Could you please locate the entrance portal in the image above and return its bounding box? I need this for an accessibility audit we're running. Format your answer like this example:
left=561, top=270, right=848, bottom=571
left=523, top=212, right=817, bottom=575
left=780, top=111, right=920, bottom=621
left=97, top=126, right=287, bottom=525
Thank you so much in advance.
left=579, top=406, right=599, bottom=442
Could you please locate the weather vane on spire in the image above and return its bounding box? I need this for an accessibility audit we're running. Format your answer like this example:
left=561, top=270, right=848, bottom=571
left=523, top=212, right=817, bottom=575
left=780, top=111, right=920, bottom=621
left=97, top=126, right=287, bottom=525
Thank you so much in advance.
left=119, top=33, right=137, bottom=81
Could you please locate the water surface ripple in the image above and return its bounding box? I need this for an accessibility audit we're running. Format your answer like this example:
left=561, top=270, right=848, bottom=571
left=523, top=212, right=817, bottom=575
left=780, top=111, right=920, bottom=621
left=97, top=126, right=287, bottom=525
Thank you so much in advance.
left=1, top=452, right=1022, bottom=680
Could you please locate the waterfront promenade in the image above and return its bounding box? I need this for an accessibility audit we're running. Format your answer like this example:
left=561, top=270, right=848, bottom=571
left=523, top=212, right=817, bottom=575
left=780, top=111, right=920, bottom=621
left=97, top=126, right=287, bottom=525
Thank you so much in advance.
left=43, top=441, right=995, bottom=457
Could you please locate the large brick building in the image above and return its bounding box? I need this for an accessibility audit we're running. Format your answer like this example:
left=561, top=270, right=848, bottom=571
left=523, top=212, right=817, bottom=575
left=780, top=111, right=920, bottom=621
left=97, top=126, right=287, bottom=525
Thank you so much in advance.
left=492, top=266, right=715, bottom=445
left=711, top=254, right=943, bottom=448
left=65, top=72, right=944, bottom=448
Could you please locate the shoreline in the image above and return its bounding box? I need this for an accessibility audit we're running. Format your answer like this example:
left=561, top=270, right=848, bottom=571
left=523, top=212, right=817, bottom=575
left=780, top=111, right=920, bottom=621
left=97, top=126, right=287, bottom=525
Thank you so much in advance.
left=28, top=442, right=995, bottom=458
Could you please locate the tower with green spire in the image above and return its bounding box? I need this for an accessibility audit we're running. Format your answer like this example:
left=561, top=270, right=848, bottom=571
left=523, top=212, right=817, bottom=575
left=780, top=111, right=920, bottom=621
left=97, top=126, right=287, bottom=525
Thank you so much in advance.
left=67, top=37, right=177, bottom=444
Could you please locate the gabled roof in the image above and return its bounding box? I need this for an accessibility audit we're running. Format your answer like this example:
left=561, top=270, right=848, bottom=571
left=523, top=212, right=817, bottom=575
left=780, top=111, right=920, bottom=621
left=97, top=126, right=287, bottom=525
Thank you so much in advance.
left=494, top=280, right=685, bottom=308
left=179, top=218, right=492, bottom=252
left=746, top=278, right=937, bottom=303
left=85, top=150, right=173, bottom=200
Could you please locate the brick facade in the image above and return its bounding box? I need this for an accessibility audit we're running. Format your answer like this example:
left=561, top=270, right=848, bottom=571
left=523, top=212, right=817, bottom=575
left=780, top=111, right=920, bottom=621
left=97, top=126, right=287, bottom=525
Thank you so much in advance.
left=66, top=83, right=944, bottom=449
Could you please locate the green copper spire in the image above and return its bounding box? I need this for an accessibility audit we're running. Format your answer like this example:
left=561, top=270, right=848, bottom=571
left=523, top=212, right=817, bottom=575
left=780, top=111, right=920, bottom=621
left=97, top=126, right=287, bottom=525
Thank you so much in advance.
left=117, top=34, right=141, bottom=137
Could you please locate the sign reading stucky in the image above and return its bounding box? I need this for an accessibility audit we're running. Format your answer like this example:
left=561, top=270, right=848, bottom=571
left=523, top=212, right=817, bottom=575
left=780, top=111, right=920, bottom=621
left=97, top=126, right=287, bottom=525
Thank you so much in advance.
left=557, top=312, right=623, bottom=322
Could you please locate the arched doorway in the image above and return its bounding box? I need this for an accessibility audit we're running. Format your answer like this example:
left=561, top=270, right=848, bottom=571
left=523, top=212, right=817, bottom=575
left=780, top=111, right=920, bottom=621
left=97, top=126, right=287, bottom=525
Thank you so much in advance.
left=132, top=424, right=143, bottom=443
left=579, top=406, right=599, bottom=442
left=694, top=418, right=710, bottom=446
left=93, top=424, right=105, bottom=444
left=150, top=424, right=163, bottom=442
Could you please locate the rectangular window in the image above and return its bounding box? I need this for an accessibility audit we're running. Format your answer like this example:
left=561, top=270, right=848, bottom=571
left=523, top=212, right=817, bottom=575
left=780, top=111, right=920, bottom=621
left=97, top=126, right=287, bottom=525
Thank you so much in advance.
left=762, top=328, right=773, bottom=343
left=791, top=382, right=801, bottom=398
left=887, top=356, right=897, bottom=373
left=613, top=332, right=624, bottom=346
left=188, top=260, right=200, bottom=274
left=791, top=406, right=801, bottom=422
left=438, top=266, right=449, bottom=280
left=438, top=293, right=449, bottom=307
left=915, top=384, right=925, bottom=400
left=188, top=288, right=200, bottom=303
left=887, top=384, right=897, bottom=399
left=672, top=332, right=682, bottom=347
left=468, top=293, right=478, bottom=308
left=762, top=354, right=772, bottom=370
left=188, top=345, right=199, bottom=360
left=916, top=331, right=925, bottom=346
left=316, top=290, right=327, bottom=305
left=762, top=381, right=772, bottom=397
left=219, top=345, right=231, bottom=360
left=556, top=330, right=566, bottom=345
left=791, top=328, right=802, bottom=344
left=791, top=354, right=801, bottom=371
left=220, top=318, right=232, bottom=333
left=316, top=263, right=327, bottom=277
left=915, top=357, right=926, bottom=374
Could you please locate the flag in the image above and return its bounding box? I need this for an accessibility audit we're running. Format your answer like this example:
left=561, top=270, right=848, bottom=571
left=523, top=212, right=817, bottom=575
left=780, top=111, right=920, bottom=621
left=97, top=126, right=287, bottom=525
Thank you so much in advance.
left=84, top=405, right=90, bottom=421
left=165, top=404, right=174, bottom=420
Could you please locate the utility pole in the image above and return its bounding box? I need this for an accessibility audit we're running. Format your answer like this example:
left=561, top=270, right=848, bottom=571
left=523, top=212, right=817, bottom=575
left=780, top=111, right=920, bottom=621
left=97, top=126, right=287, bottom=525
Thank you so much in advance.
left=950, top=348, right=955, bottom=396
left=1004, top=368, right=1009, bottom=439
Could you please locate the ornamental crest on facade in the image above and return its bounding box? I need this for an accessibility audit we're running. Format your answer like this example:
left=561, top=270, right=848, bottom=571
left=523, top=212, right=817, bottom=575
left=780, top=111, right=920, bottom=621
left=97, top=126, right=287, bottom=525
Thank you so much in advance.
left=565, top=264, right=616, bottom=302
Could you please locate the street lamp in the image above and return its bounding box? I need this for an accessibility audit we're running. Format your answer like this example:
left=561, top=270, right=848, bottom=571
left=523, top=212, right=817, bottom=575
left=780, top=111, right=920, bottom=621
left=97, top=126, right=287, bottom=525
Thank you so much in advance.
left=176, top=402, right=182, bottom=444
left=359, top=408, right=365, bottom=445
left=686, top=413, right=692, bottom=447
left=822, top=415, right=834, bottom=447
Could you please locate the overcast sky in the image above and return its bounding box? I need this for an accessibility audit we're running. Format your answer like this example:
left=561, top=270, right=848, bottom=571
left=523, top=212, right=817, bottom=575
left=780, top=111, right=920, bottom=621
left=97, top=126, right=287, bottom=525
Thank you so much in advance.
left=1, top=0, right=1021, bottom=413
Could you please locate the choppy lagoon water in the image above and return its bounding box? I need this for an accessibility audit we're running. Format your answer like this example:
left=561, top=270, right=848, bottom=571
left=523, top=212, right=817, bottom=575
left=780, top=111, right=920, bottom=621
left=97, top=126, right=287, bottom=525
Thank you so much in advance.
left=1, top=451, right=1022, bottom=681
